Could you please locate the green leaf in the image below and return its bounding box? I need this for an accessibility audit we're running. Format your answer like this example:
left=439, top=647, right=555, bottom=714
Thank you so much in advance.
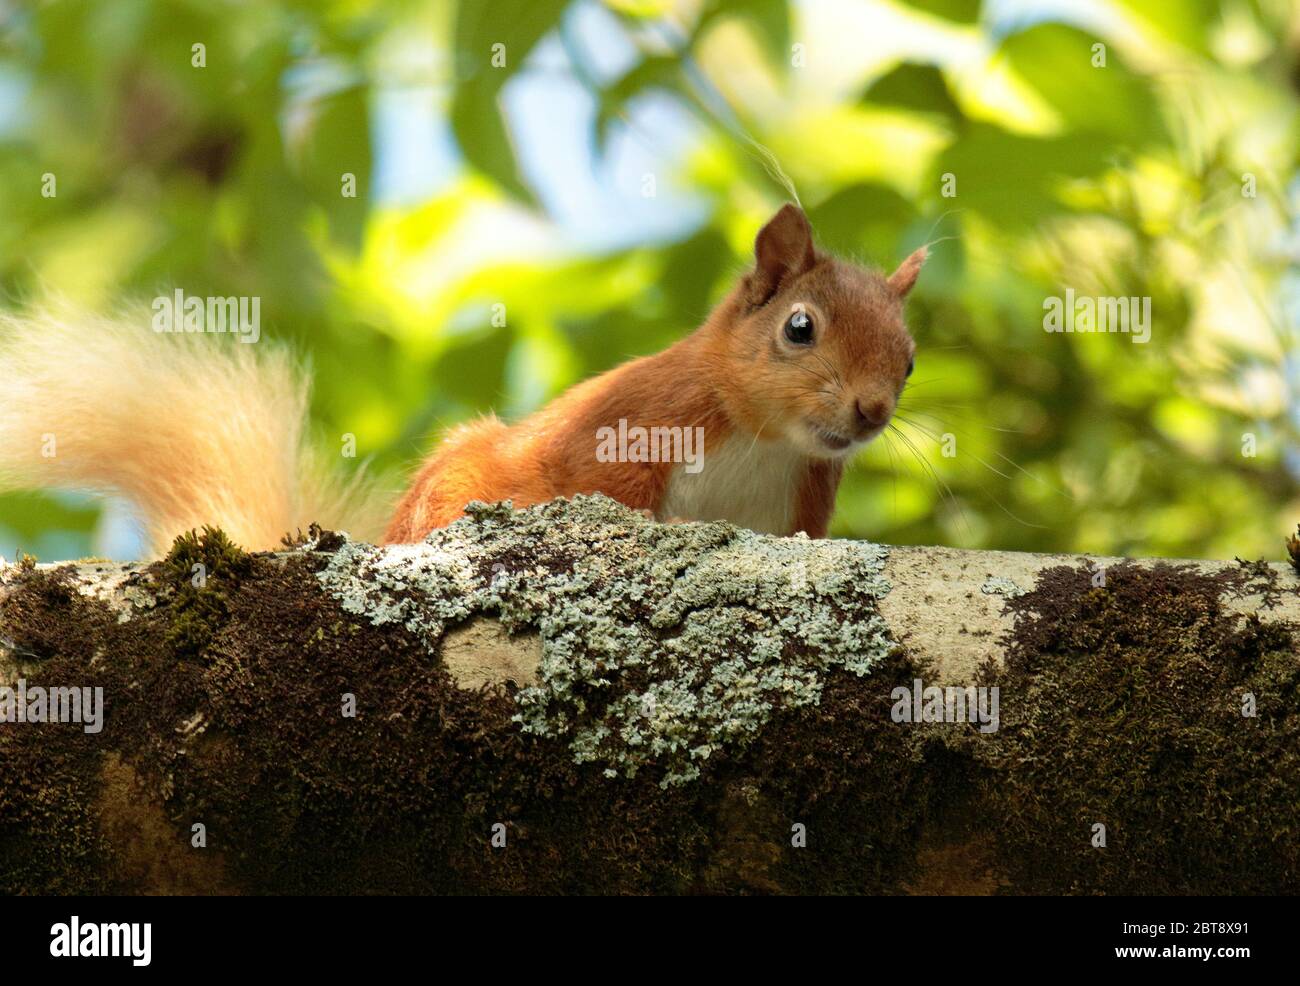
left=432, top=322, right=514, bottom=412
left=898, top=0, right=981, bottom=24
left=861, top=62, right=963, bottom=123
left=659, top=225, right=730, bottom=315
left=595, top=55, right=682, bottom=154
left=997, top=24, right=1166, bottom=145
left=450, top=0, right=571, bottom=203
left=933, top=123, right=1112, bottom=229
left=806, top=182, right=916, bottom=259
left=294, top=84, right=372, bottom=252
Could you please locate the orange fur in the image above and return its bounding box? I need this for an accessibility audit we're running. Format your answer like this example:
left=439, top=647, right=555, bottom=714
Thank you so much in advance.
left=0, top=206, right=922, bottom=555
left=0, top=305, right=387, bottom=554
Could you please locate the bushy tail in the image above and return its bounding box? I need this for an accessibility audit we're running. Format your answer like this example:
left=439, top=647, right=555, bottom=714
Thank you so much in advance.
left=0, top=305, right=390, bottom=555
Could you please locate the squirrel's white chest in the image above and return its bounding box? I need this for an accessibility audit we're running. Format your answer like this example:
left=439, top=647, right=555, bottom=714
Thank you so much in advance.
left=658, top=434, right=804, bottom=535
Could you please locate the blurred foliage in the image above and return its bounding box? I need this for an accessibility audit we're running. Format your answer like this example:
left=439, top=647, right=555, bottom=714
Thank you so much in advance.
left=1, top=0, right=1298, bottom=561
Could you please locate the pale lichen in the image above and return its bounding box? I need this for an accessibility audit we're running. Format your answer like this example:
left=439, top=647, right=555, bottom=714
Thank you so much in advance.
left=981, top=576, right=1025, bottom=598
left=313, top=495, right=894, bottom=786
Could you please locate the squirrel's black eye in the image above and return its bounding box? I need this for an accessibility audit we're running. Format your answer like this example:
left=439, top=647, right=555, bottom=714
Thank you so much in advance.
left=784, top=310, right=814, bottom=345
left=906, top=357, right=915, bottom=377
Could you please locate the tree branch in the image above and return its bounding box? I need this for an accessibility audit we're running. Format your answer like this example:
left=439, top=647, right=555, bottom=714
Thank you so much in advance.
left=2, top=495, right=1297, bottom=894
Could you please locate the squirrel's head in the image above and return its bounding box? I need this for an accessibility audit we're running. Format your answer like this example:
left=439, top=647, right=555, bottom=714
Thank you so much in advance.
left=711, top=203, right=924, bottom=460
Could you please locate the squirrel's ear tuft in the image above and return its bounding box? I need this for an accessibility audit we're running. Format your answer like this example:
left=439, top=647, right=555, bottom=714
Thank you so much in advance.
left=749, top=204, right=816, bottom=306
left=888, top=246, right=927, bottom=298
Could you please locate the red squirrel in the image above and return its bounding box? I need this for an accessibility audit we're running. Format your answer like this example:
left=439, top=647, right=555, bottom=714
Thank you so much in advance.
left=0, top=205, right=922, bottom=554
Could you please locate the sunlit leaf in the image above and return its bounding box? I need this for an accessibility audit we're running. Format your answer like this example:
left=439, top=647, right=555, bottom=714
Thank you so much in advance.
left=694, top=0, right=791, bottom=67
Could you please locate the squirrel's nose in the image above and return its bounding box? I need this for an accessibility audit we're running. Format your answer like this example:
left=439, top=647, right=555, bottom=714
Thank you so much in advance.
left=854, top=398, right=891, bottom=432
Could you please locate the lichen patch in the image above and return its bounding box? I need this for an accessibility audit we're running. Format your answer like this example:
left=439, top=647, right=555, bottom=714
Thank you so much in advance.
left=315, top=495, right=895, bottom=786
left=980, top=576, right=1024, bottom=598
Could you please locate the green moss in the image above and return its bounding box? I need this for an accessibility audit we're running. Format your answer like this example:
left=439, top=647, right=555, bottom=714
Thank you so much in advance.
left=160, top=526, right=253, bottom=659
left=164, top=526, right=250, bottom=580
left=978, top=559, right=1300, bottom=894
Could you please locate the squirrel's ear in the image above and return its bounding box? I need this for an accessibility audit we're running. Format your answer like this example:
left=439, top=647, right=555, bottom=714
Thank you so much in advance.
left=749, top=204, right=816, bottom=306
left=888, top=246, right=927, bottom=297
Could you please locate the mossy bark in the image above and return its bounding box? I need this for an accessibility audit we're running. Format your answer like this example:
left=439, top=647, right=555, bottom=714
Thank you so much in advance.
left=2, top=496, right=1297, bottom=895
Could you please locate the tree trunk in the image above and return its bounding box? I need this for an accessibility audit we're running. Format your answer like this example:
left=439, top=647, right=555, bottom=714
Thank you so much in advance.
left=2, top=495, right=1297, bottom=895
